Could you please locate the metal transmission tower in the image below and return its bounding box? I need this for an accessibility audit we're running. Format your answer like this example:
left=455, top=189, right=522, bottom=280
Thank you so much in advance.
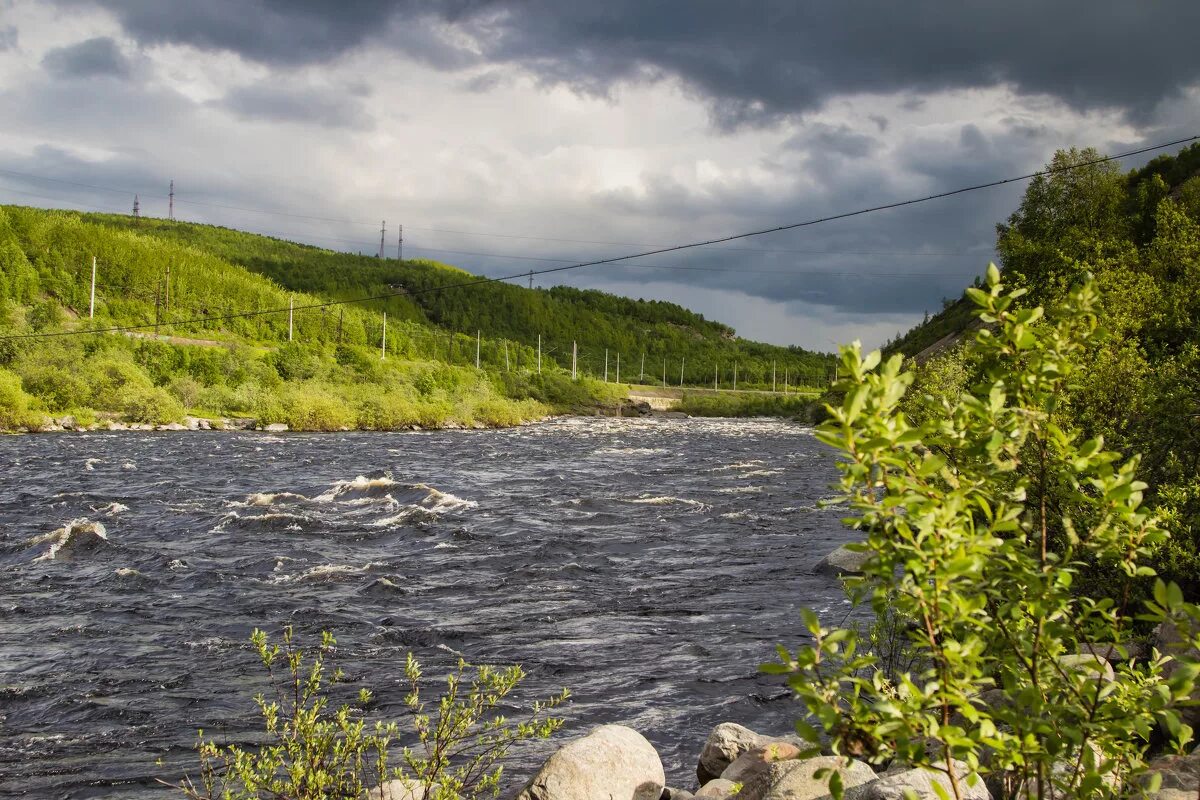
left=397, top=224, right=403, bottom=261
left=168, top=180, right=174, bottom=220
left=378, top=220, right=386, bottom=259
left=132, top=194, right=140, bottom=218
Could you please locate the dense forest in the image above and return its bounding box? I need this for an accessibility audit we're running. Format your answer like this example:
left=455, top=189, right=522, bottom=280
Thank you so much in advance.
left=888, top=143, right=1200, bottom=594
left=0, top=205, right=824, bottom=430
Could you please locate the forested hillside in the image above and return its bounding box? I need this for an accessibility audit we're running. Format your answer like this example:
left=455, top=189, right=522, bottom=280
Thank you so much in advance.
left=0, top=205, right=826, bottom=431
left=68, top=212, right=834, bottom=388
left=890, top=143, right=1200, bottom=594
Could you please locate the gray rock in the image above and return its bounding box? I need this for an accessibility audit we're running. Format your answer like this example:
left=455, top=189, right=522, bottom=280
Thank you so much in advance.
left=158, top=422, right=187, bottom=431
left=1056, top=653, right=1114, bottom=682
left=845, top=761, right=988, bottom=800
left=698, top=722, right=767, bottom=785
left=1143, top=747, right=1200, bottom=793
left=816, top=544, right=871, bottom=576
left=694, top=778, right=735, bottom=798
left=662, top=788, right=696, bottom=800
left=197, top=418, right=212, bottom=430
left=263, top=422, right=289, bottom=432
left=740, top=756, right=875, bottom=800
left=56, top=415, right=77, bottom=428
left=1155, top=619, right=1200, bottom=728
left=1077, top=641, right=1143, bottom=661
left=372, top=778, right=423, bottom=799
left=514, top=724, right=665, bottom=800
left=721, top=741, right=804, bottom=785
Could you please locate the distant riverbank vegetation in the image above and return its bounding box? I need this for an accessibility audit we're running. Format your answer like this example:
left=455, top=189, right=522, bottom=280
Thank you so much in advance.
left=0, top=204, right=818, bottom=430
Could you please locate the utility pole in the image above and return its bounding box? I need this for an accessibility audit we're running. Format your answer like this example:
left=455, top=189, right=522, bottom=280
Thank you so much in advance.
left=164, top=262, right=171, bottom=315
left=784, top=368, right=788, bottom=395
left=89, top=256, right=96, bottom=319
left=616, top=352, right=620, bottom=384
left=572, top=341, right=577, bottom=379
left=504, top=340, right=510, bottom=371
left=379, top=221, right=386, bottom=259
left=288, top=296, right=294, bottom=341
left=528, top=270, right=533, bottom=290
left=641, top=352, right=645, bottom=383
left=680, top=357, right=685, bottom=388
left=714, top=364, right=718, bottom=390
left=168, top=180, right=174, bottom=221
left=604, top=349, right=609, bottom=382
left=397, top=224, right=403, bottom=261
left=381, top=312, right=387, bottom=359
left=537, top=334, right=542, bottom=374
left=772, top=360, right=776, bottom=393
left=662, top=358, right=666, bottom=388
left=337, top=308, right=343, bottom=343
left=476, top=330, right=481, bottom=369
left=734, top=362, right=738, bottom=391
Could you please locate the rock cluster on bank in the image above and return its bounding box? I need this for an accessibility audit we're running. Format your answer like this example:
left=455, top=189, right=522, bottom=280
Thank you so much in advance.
left=480, top=711, right=1198, bottom=800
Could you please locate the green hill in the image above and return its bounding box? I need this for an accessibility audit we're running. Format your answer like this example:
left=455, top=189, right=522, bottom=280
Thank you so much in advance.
left=882, top=142, right=1200, bottom=594
left=0, top=205, right=831, bottom=430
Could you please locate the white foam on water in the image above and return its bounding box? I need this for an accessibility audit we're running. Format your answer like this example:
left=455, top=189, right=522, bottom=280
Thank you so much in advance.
left=84, top=458, right=102, bottom=471
left=271, top=561, right=386, bottom=584
left=114, top=567, right=141, bottom=578
left=93, top=502, right=128, bottom=516
left=433, top=542, right=459, bottom=550
left=720, top=510, right=753, bottom=520
left=738, top=469, right=782, bottom=478
left=716, top=485, right=764, bottom=494
left=593, top=446, right=670, bottom=457
left=30, top=519, right=108, bottom=562
left=120, top=461, right=136, bottom=471
left=168, top=559, right=188, bottom=571
left=630, top=495, right=709, bottom=510
left=315, top=474, right=399, bottom=502
left=709, top=460, right=765, bottom=472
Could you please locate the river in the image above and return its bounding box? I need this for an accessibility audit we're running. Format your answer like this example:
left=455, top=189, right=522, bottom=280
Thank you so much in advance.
left=0, top=417, right=858, bottom=798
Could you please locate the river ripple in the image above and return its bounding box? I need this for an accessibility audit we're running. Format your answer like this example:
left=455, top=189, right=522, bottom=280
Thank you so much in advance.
left=0, top=417, right=858, bottom=798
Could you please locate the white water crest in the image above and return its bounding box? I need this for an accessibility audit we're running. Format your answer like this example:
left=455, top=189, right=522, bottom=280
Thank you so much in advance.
left=29, top=519, right=109, bottom=562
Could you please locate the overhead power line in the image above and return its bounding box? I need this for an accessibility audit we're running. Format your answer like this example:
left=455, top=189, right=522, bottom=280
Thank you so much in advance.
left=1, top=133, right=1195, bottom=343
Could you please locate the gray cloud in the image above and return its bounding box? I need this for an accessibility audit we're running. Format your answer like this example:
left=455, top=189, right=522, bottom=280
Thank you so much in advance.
left=0, top=25, right=17, bottom=52
left=218, top=83, right=375, bottom=130
left=41, top=36, right=131, bottom=79
left=66, top=1, right=1200, bottom=126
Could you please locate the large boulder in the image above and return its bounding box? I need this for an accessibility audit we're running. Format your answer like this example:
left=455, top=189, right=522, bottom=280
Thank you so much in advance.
left=1056, top=653, right=1114, bottom=683
left=697, top=723, right=769, bottom=784
left=739, top=756, right=876, bottom=800
left=721, top=741, right=804, bottom=785
left=514, top=724, right=665, bottom=800
left=816, top=544, right=871, bottom=576
left=845, top=762, right=989, bottom=800
left=373, top=778, right=422, bottom=799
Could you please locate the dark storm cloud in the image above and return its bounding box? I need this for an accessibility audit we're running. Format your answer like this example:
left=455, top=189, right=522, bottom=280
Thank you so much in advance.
left=41, top=36, right=130, bottom=79
left=0, top=26, right=17, bottom=52
left=218, top=83, right=375, bottom=130
left=67, top=1, right=1200, bottom=124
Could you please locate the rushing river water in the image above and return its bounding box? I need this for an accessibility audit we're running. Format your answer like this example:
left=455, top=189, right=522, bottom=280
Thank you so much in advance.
left=0, top=417, right=859, bottom=798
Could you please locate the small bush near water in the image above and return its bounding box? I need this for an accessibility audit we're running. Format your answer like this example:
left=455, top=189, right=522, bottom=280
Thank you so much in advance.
left=769, top=269, right=1200, bottom=799
left=167, top=627, right=567, bottom=800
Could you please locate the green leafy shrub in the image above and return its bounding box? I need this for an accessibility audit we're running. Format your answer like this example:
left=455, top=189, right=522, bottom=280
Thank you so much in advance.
left=0, top=368, right=43, bottom=429
left=269, top=342, right=325, bottom=382
left=168, top=375, right=204, bottom=409
left=168, top=627, right=567, bottom=800
left=769, top=268, right=1200, bottom=799
left=124, top=385, right=185, bottom=424
left=20, top=364, right=90, bottom=411
left=278, top=385, right=355, bottom=431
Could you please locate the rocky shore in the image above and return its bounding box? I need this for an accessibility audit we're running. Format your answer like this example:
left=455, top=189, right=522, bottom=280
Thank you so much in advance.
left=387, top=716, right=1196, bottom=800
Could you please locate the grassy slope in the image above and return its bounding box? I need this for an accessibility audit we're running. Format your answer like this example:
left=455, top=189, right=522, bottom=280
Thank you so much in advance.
left=0, top=205, right=817, bottom=430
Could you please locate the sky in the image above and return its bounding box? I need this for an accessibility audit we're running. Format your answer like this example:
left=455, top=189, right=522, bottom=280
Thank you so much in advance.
left=0, top=2, right=1198, bottom=351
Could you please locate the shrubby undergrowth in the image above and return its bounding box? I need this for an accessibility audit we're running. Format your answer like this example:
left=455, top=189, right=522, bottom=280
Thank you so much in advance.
left=771, top=269, right=1200, bottom=799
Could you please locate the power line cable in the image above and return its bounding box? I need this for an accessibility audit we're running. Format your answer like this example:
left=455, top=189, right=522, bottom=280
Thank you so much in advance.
left=1, top=133, right=1194, bottom=343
